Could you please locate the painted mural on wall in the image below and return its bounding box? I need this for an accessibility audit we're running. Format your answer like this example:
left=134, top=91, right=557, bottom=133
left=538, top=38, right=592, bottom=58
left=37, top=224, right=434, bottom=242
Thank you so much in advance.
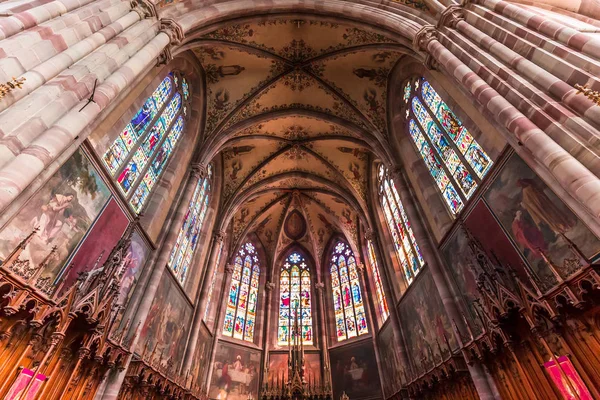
left=58, top=198, right=129, bottom=294
left=377, top=322, right=405, bottom=398
left=191, top=324, right=213, bottom=390
left=484, top=154, right=600, bottom=290
left=267, top=352, right=321, bottom=387
left=117, top=230, right=150, bottom=305
left=397, top=269, right=457, bottom=376
left=209, top=341, right=261, bottom=400
left=441, top=201, right=531, bottom=335
left=329, top=340, right=381, bottom=400
left=0, top=149, right=111, bottom=286
left=138, top=273, right=192, bottom=370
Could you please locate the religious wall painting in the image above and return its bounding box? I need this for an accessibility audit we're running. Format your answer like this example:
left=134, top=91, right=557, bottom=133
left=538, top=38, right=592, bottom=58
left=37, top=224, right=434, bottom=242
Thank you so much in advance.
left=58, top=198, right=129, bottom=295
left=329, top=340, right=382, bottom=400
left=0, top=149, right=111, bottom=286
left=138, top=273, right=192, bottom=370
left=377, top=322, right=404, bottom=398
left=397, top=269, right=457, bottom=376
left=209, top=341, right=261, bottom=400
left=192, top=324, right=213, bottom=390
left=117, top=230, right=151, bottom=305
left=266, top=352, right=321, bottom=388
left=484, top=154, right=600, bottom=290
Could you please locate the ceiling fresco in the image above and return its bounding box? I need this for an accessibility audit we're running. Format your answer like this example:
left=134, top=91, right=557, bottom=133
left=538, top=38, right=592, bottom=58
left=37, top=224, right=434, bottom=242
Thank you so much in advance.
left=193, top=17, right=403, bottom=266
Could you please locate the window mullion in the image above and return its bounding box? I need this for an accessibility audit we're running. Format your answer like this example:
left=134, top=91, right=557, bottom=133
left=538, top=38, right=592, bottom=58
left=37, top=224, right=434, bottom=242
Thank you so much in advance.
left=409, top=107, right=468, bottom=204
left=114, top=83, right=177, bottom=179
left=417, top=92, right=481, bottom=184
left=126, top=108, right=183, bottom=201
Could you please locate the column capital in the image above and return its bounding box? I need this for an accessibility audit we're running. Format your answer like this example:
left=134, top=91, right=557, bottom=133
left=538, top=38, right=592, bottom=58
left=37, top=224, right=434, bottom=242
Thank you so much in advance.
left=357, top=262, right=366, bottom=275
left=224, top=263, right=234, bottom=275
left=315, top=282, right=325, bottom=291
left=438, top=5, right=465, bottom=29
left=265, top=281, right=276, bottom=291
left=213, top=230, right=227, bottom=243
left=364, top=229, right=376, bottom=241
left=190, top=163, right=208, bottom=179
left=412, top=25, right=437, bottom=53
left=160, top=18, right=185, bottom=46
left=131, top=0, right=157, bottom=19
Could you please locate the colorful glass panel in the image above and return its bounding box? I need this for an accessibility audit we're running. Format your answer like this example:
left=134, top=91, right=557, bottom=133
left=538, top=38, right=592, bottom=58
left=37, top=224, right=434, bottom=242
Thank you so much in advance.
left=223, top=242, right=260, bottom=342
left=101, top=72, right=189, bottom=214
left=278, top=252, right=313, bottom=345
left=403, top=81, right=411, bottom=103
left=168, top=176, right=211, bottom=285
left=222, top=242, right=260, bottom=342
left=330, top=240, right=368, bottom=341
left=421, top=80, right=492, bottom=178
left=378, top=165, right=426, bottom=286
left=366, top=240, right=389, bottom=322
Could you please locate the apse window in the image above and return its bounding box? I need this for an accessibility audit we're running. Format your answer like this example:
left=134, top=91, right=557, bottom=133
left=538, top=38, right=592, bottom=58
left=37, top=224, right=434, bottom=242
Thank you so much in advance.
left=278, top=251, right=313, bottom=346
left=404, top=78, right=492, bottom=215
left=330, top=240, right=368, bottom=341
left=222, top=242, right=261, bottom=342
left=102, top=71, right=191, bottom=213
left=378, top=165, right=425, bottom=285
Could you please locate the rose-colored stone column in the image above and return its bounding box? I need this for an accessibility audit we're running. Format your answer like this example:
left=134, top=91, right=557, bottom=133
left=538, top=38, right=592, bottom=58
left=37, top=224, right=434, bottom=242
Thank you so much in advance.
left=390, top=167, right=500, bottom=400
left=99, top=164, right=205, bottom=400
left=0, top=30, right=171, bottom=213
left=181, top=230, right=227, bottom=373
left=205, top=263, right=235, bottom=388
left=364, top=229, right=413, bottom=390
left=259, top=281, right=275, bottom=387
left=314, top=282, right=331, bottom=386
left=412, top=25, right=600, bottom=219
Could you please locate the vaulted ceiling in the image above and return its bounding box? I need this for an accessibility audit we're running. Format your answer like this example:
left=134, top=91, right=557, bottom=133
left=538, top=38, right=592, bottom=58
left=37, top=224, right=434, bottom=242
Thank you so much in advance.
left=190, top=17, right=410, bottom=263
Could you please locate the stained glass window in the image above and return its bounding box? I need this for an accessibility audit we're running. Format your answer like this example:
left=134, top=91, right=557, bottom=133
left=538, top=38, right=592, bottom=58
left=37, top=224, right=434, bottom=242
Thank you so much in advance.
left=403, top=77, right=492, bottom=215
left=330, top=240, right=368, bottom=341
left=204, top=241, right=223, bottom=322
left=222, top=242, right=260, bottom=342
left=366, top=240, right=389, bottom=322
left=378, top=166, right=425, bottom=285
left=278, top=252, right=313, bottom=346
left=102, top=71, right=191, bottom=213
left=167, top=166, right=212, bottom=285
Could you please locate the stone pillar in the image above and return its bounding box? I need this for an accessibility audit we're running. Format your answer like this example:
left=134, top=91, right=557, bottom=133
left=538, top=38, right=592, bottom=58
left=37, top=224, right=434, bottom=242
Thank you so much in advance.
left=389, top=167, right=500, bottom=400
left=181, top=230, right=227, bottom=373
left=365, top=229, right=412, bottom=392
left=260, top=281, right=275, bottom=385
left=99, top=164, right=205, bottom=400
left=205, top=263, right=235, bottom=388
left=314, top=282, right=330, bottom=385
left=412, top=24, right=600, bottom=219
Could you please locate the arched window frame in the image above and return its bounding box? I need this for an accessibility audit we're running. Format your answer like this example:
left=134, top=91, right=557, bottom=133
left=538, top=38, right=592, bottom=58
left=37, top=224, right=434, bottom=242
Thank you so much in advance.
left=366, top=240, right=389, bottom=323
left=402, top=77, right=492, bottom=216
left=222, top=242, right=261, bottom=343
left=278, top=250, right=314, bottom=346
left=377, top=166, right=424, bottom=285
left=329, top=240, right=368, bottom=341
left=167, top=165, right=213, bottom=285
left=102, top=71, right=192, bottom=213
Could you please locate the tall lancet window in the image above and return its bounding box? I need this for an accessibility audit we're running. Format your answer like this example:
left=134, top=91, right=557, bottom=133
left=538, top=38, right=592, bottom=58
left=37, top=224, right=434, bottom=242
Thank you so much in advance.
left=330, top=240, right=368, bottom=341
left=403, top=77, right=492, bottom=215
left=167, top=165, right=212, bottom=285
left=366, top=240, right=389, bottom=322
left=278, top=252, right=313, bottom=346
left=222, top=242, right=260, bottom=342
left=378, top=166, right=424, bottom=285
left=102, top=71, right=191, bottom=213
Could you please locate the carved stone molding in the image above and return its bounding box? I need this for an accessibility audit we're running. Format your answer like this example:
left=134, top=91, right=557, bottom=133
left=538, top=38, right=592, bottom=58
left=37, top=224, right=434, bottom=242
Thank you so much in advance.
left=214, top=230, right=227, bottom=243
left=190, top=162, right=208, bottom=179
left=265, top=281, right=276, bottom=291
left=438, top=5, right=465, bottom=29
left=224, top=263, right=234, bottom=275
left=315, top=282, right=325, bottom=291
left=130, top=0, right=158, bottom=19
left=364, top=229, right=375, bottom=241
left=160, top=19, right=185, bottom=46
left=412, top=25, right=438, bottom=53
